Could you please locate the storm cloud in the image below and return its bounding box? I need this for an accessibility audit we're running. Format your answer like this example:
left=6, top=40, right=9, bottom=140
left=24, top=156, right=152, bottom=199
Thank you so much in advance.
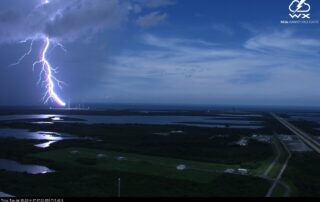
left=0, top=0, right=172, bottom=43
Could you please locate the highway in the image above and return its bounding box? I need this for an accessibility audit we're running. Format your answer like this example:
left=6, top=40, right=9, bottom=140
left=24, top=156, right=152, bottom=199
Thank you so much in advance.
left=271, top=113, right=320, bottom=154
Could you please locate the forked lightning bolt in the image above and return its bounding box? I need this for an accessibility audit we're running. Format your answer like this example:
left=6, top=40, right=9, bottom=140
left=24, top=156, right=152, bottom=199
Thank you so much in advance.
left=9, top=0, right=66, bottom=107
left=9, top=40, right=34, bottom=67
left=10, top=37, right=66, bottom=107
left=33, top=37, right=66, bottom=106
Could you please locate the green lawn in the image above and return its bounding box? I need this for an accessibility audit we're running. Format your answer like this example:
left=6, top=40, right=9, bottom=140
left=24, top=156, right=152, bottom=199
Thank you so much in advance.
left=271, top=183, right=286, bottom=197
left=21, top=147, right=271, bottom=197
left=268, top=137, right=288, bottom=179
left=31, top=148, right=241, bottom=183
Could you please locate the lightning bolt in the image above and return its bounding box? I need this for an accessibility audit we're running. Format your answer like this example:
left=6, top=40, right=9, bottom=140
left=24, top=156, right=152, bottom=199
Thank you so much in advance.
left=295, top=0, right=307, bottom=13
left=33, top=37, right=66, bottom=107
left=9, top=40, right=34, bottom=67
left=9, top=0, right=66, bottom=107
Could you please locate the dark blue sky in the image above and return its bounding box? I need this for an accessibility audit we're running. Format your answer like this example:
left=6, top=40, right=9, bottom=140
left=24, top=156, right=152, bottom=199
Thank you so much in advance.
left=0, top=0, right=320, bottom=106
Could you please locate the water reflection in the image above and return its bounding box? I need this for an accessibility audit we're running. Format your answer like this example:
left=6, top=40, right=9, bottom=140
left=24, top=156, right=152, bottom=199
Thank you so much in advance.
left=0, top=129, right=64, bottom=141
left=52, top=117, right=62, bottom=121
left=35, top=141, right=58, bottom=148
left=0, top=128, right=75, bottom=148
left=0, top=159, right=54, bottom=174
left=0, top=192, right=14, bottom=197
left=32, top=121, right=54, bottom=125
left=0, top=114, right=265, bottom=129
left=184, top=124, right=263, bottom=129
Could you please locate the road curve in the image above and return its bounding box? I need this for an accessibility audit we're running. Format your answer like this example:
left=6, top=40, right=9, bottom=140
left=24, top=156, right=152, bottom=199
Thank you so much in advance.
left=262, top=136, right=281, bottom=178
left=265, top=138, right=292, bottom=197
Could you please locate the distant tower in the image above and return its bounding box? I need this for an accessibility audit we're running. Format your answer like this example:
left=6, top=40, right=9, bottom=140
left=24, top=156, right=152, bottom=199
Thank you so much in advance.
left=68, top=99, right=71, bottom=109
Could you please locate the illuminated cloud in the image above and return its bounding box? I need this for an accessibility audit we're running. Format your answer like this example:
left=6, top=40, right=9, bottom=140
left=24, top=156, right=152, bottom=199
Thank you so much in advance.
left=0, top=0, right=173, bottom=43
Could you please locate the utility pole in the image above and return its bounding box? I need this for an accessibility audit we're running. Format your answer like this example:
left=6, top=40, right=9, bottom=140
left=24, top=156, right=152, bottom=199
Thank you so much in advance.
left=118, top=177, right=121, bottom=197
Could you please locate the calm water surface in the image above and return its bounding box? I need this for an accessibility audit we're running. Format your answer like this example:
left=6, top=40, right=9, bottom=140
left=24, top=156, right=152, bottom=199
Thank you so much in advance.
left=0, top=128, right=77, bottom=148
left=0, top=114, right=264, bottom=128
left=0, top=159, right=54, bottom=174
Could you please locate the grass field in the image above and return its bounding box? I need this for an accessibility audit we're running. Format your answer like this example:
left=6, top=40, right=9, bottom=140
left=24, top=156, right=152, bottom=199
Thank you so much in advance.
left=0, top=112, right=277, bottom=197
left=31, top=148, right=241, bottom=183
left=267, top=137, right=288, bottom=179
left=271, top=183, right=286, bottom=197
left=0, top=146, right=272, bottom=197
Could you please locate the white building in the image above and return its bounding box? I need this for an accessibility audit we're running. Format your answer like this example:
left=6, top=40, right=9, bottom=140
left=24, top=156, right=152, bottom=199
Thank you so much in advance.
left=224, top=168, right=235, bottom=174
left=238, top=168, right=249, bottom=175
left=176, top=164, right=187, bottom=171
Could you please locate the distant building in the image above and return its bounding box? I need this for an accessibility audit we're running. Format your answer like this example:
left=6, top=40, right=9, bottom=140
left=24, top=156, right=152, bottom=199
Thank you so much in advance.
left=279, top=135, right=293, bottom=141
left=117, top=156, right=127, bottom=161
left=170, top=130, right=184, bottom=134
left=224, top=168, right=235, bottom=174
left=236, top=137, right=249, bottom=146
left=238, top=168, right=249, bottom=175
left=251, top=134, right=272, bottom=143
left=176, top=164, right=187, bottom=171
left=97, top=154, right=106, bottom=159
left=70, top=150, right=80, bottom=155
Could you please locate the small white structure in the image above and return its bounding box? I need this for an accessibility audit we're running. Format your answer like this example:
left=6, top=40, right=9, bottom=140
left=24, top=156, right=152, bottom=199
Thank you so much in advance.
left=251, top=134, right=272, bottom=143
left=117, top=156, right=127, bottom=161
left=97, top=154, right=107, bottom=159
left=71, top=150, right=80, bottom=155
left=238, top=168, right=249, bottom=175
left=236, top=138, right=249, bottom=146
left=176, top=164, right=187, bottom=171
left=170, top=130, right=184, bottom=134
left=279, top=135, right=293, bottom=141
left=153, top=132, right=171, bottom=136
left=224, top=168, right=235, bottom=174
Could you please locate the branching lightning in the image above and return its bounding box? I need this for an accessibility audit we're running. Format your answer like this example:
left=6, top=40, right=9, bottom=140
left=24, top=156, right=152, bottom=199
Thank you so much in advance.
left=10, top=37, right=66, bottom=107
left=9, top=0, right=67, bottom=107
left=33, top=37, right=66, bottom=106
left=9, top=40, right=34, bottom=67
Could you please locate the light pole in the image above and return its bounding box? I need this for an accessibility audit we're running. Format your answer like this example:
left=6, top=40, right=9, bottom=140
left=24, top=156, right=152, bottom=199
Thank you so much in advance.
left=118, top=177, right=121, bottom=197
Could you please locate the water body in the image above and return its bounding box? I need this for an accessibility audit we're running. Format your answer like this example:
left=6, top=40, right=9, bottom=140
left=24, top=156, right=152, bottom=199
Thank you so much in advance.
left=183, top=124, right=263, bottom=129
left=0, top=192, right=14, bottom=197
left=0, top=129, right=65, bottom=141
left=35, top=141, right=58, bottom=148
left=0, top=114, right=264, bottom=128
left=0, top=159, right=54, bottom=174
left=0, top=128, right=76, bottom=148
left=288, top=113, right=320, bottom=124
left=217, top=114, right=263, bottom=117
left=0, top=114, right=64, bottom=121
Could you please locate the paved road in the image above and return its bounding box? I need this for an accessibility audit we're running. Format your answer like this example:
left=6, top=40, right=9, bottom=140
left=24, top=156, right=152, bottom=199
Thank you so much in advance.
left=262, top=136, right=281, bottom=178
left=265, top=134, right=292, bottom=197
left=271, top=113, right=320, bottom=154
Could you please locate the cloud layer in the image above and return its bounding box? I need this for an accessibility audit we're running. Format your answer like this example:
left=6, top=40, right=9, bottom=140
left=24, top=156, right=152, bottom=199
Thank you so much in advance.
left=104, top=30, right=320, bottom=105
left=0, top=0, right=172, bottom=43
left=136, top=11, right=168, bottom=27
